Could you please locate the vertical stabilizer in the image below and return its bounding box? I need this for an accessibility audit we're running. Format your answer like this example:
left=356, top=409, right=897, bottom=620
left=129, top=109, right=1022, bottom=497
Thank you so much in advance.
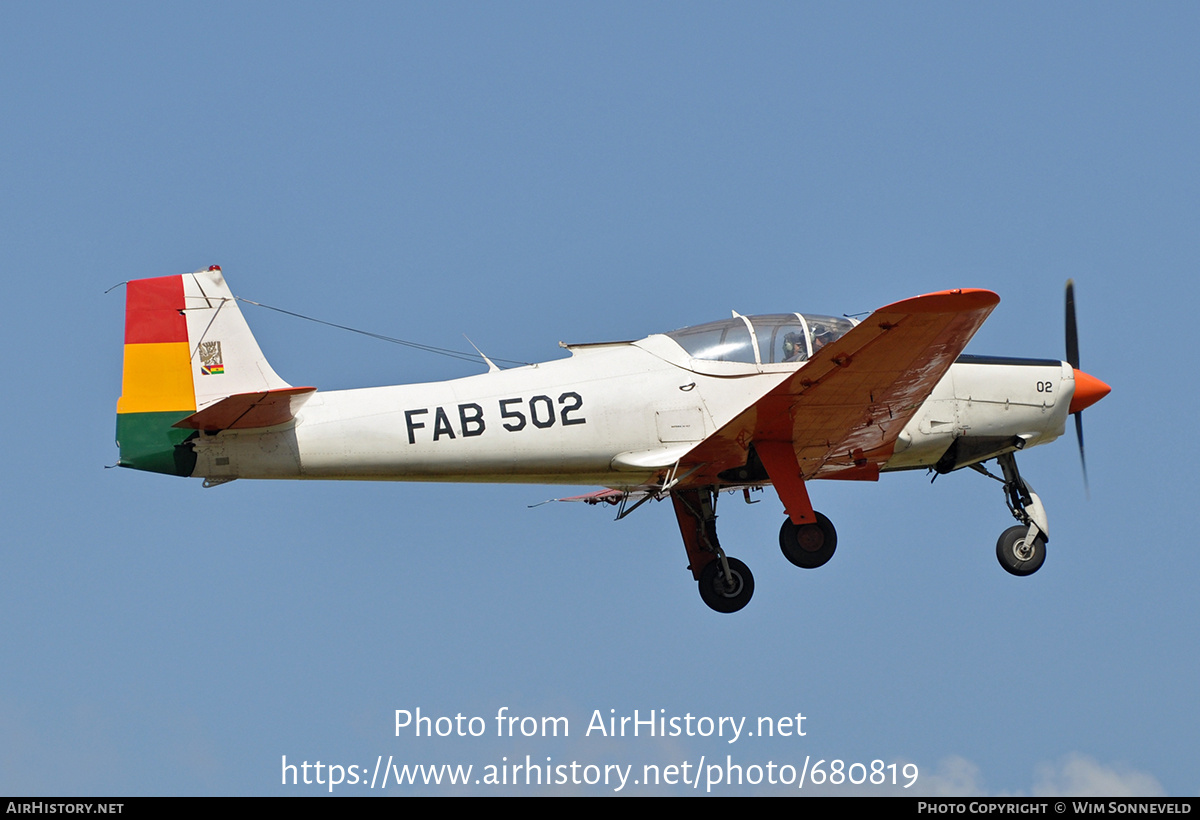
left=183, top=267, right=291, bottom=409
left=116, top=267, right=290, bottom=475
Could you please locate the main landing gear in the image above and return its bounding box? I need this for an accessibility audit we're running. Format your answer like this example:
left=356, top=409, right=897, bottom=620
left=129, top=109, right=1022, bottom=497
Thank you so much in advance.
left=974, top=452, right=1049, bottom=577
left=671, top=488, right=755, bottom=613
left=671, top=486, right=839, bottom=613
left=779, top=511, right=837, bottom=569
left=697, top=556, right=755, bottom=614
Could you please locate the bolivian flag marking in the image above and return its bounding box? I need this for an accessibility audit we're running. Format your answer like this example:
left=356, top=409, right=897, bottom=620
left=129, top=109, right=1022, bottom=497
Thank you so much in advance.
left=199, top=341, right=224, bottom=376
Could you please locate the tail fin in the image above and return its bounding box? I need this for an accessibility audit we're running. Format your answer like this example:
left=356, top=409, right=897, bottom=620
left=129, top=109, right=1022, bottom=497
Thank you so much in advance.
left=115, top=266, right=291, bottom=475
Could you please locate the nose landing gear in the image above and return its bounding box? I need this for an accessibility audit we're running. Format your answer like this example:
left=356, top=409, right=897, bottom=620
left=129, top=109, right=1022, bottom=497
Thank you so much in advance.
left=973, top=452, right=1049, bottom=576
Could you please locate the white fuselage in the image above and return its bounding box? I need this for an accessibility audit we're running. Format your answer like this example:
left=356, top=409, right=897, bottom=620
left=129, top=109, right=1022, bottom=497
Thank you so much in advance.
left=190, top=336, right=1074, bottom=487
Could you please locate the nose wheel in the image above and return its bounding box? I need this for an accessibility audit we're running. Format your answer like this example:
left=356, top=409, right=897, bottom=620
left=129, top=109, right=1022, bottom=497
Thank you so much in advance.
left=996, top=525, right=1046, bottom=576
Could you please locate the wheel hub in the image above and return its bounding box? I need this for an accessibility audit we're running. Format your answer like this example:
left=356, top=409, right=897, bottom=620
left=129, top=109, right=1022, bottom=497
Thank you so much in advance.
left=794, top=524, right=824, bottom=553
left=1012, top=538, right=1034, bottom=561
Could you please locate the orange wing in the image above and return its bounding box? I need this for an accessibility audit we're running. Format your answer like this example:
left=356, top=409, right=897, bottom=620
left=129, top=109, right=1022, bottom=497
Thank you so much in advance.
left=679, top=289, right=1000, bottom=486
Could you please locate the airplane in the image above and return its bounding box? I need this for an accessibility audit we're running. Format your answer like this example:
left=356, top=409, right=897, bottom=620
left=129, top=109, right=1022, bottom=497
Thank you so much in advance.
left=115, top=267, right=1110, bottom=613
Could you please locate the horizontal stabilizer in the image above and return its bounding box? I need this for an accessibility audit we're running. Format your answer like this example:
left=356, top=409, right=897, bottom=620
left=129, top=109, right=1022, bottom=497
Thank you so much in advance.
left=172, top=387, right=316, bottom=432
left=539, top=489, right=631, bottom=505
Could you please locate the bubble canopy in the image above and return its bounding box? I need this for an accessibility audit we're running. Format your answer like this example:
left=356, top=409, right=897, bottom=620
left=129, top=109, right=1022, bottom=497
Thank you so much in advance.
left=664, top=313, right=856, bottom=365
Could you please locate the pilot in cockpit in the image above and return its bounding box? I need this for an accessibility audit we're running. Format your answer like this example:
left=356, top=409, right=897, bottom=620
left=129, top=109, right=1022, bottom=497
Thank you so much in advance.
left=809, top=324, right=838, bottom=355
left=782, top=332, right=806, bottom=363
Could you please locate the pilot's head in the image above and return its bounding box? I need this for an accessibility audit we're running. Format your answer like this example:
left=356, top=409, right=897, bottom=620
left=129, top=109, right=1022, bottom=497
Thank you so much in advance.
left=811, top=326, right=834, bottom=352
left=783, top=332, right=804, bottom=360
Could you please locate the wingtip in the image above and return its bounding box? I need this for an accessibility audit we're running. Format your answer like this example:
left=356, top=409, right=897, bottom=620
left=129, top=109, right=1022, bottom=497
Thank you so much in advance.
left=881, top=288, right=1001, bottom=314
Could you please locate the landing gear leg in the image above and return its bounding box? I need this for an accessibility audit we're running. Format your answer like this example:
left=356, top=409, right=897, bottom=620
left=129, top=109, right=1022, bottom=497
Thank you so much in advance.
left=671, top=487, right=755, bottom=613
left=986, top=453, right=1049, bottom=576
left=754, top=440, right=838, bottom=568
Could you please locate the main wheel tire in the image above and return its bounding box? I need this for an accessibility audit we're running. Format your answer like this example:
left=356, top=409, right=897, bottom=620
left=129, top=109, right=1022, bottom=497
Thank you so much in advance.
left=996, top=525, right=1047, bottom=576
left=698, top=557, right=755, bottom=613
left=779, top=512, right=838, bottom=568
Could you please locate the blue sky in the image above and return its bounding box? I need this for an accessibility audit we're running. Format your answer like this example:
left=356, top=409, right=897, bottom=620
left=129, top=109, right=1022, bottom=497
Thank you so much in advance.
left=2, top=2, right=1197, bottom=795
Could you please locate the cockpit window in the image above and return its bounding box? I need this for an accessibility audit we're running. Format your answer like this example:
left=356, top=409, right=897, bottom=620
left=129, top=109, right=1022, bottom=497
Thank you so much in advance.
left=803, top=314, right=855, bottom=356
left=750, top=314, right=810, bottom=364
left=665, top=319, right=757, bottom=363
left=665, top=313, right=856, bottom=364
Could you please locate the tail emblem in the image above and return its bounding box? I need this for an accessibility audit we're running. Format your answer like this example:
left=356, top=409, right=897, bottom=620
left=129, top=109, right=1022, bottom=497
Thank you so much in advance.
left=199, top=341, right=225, bottom=376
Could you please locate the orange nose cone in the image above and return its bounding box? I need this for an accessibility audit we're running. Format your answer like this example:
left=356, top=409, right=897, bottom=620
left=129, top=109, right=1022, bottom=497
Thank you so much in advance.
left=1070, top=369, right=1111, bottom=414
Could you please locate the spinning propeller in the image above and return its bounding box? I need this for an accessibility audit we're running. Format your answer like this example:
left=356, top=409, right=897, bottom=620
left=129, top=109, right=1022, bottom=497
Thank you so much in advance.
left=1064, top=279, right=1111, bottom=492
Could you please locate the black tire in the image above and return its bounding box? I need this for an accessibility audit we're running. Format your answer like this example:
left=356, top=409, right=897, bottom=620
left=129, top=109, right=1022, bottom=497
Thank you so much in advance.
left=996, top=525, right=1047, bottom=576
left=779, top=512, right=838, bottom=569
left=698, top=557, right=755, bottom=613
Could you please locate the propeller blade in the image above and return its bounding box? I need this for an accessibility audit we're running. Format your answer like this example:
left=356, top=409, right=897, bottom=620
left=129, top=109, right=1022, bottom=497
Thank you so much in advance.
left=1075, top=412, right=1089, bottom=497
left=1065, top=278, right=1079, bottom=370
left=1065, top=279, right=1106, bottom=496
